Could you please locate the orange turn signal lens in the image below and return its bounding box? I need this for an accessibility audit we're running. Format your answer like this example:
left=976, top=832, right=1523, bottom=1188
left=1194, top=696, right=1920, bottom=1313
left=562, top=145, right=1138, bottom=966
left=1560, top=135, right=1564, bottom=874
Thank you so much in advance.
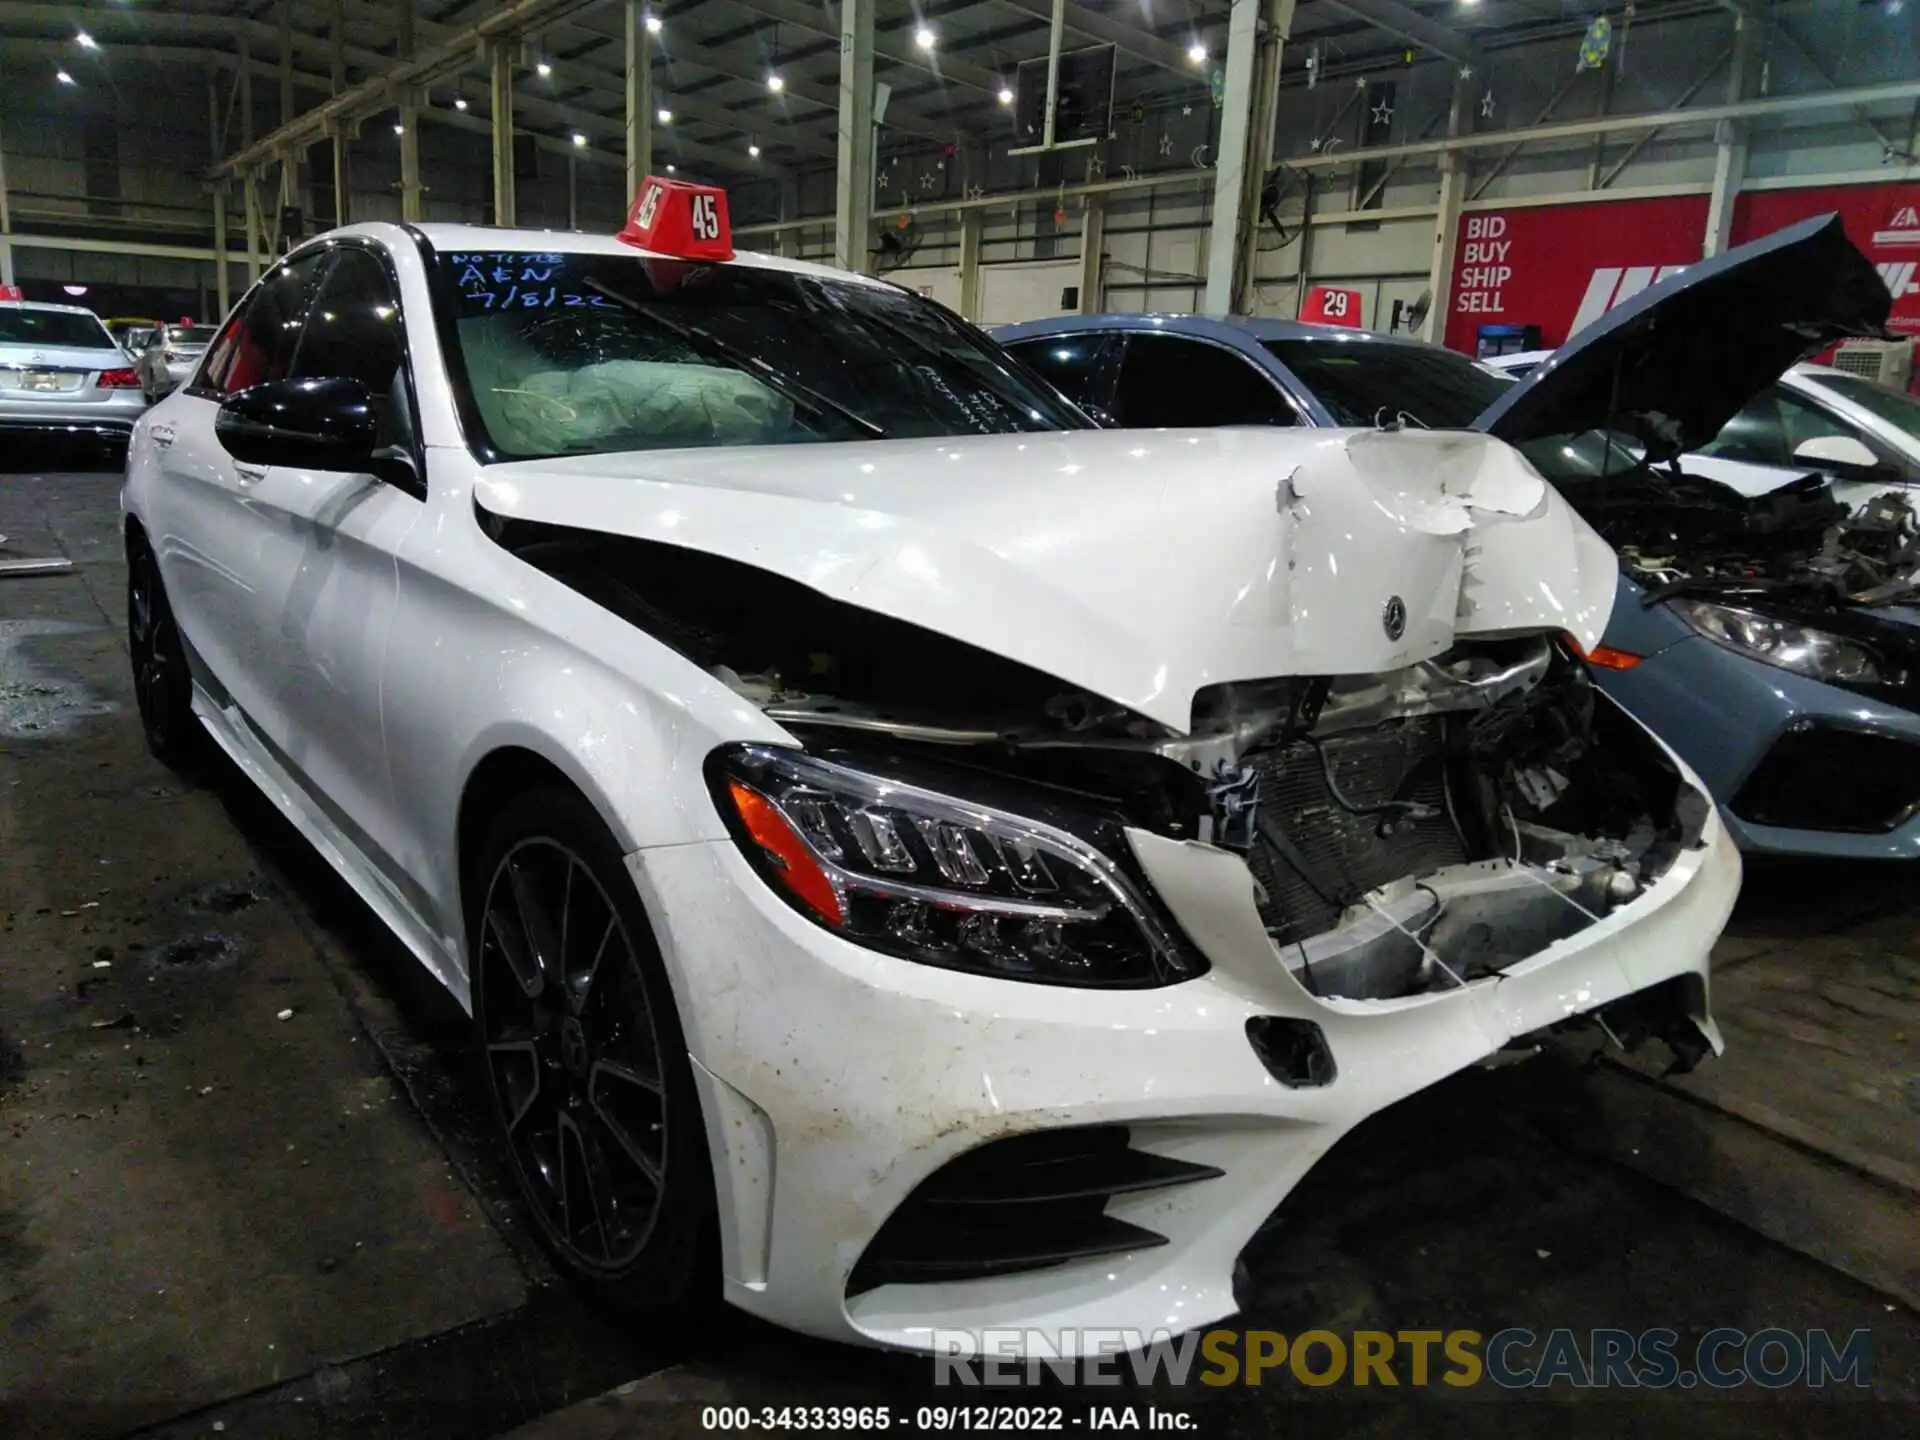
left=1565, top=634, right=1643, bottom=670
left=727, top=780, right=845, bottom=925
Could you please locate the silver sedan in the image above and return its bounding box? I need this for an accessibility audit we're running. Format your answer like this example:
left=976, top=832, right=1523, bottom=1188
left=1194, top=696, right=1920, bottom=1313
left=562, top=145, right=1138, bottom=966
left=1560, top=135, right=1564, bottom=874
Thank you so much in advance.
left=134, top=323, right=219, bottom=400
left=0, top=301, right=149, bottom=445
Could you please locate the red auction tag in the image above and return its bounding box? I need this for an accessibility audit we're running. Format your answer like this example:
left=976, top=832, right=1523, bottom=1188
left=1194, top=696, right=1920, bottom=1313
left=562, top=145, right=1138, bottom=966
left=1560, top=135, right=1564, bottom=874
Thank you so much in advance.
left=617, top=175, right=734, bottom=261
left=1302, top=286, right=1363, bottom=328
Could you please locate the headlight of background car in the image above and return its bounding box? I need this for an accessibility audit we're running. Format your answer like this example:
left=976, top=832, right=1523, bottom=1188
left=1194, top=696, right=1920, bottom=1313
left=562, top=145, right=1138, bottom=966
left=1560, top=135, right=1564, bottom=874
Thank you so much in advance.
left=1670, top=598, right=1887, bottom=685
left=710, top=745, right=1198, bottom=987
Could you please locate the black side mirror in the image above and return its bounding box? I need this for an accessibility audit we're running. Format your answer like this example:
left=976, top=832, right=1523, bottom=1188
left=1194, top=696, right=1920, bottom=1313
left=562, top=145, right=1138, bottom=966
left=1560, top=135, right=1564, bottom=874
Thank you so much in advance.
left=215, top=376, right=420, bottom=493
left=216, top=377, right=378, bottom=470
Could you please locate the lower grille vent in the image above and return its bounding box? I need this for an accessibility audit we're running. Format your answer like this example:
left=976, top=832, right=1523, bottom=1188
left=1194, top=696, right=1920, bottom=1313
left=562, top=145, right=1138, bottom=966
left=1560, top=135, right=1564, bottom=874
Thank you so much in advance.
left=847, top=1126, right=1221, bottom=1295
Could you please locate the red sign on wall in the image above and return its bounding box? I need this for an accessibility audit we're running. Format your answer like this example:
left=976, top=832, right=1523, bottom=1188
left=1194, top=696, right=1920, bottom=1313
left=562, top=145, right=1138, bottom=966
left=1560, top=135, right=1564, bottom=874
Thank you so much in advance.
left=1301, top=285, right=1364, bottom=328
left=1442, top=194, right=1708, bottom=353
left=1734, top=183, right=1920, bottom=337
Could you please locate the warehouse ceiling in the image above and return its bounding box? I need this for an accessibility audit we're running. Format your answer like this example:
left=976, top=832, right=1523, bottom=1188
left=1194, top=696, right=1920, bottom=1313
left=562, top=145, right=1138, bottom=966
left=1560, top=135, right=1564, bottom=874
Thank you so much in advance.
left=0, top=0, right=1896, bottom=183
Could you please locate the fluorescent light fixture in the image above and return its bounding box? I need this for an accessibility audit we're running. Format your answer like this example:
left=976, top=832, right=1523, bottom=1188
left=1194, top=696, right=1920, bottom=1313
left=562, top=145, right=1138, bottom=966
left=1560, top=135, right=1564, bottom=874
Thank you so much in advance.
left=1188, top=43, right=1207, bottom=64
left=63, top=284, right=88, bottom=296
left=536, top=60, right=552, bottom=77
left=657, top=107, right=672, bottom=123
left=572, top=132, right=587, bottom=146
left=76, top=31, right=97, bottom=49
left=997, top=86, right=1014, bottom=106
left=453, top=95, right=469, bottom=110
left=915, top=26, right=936, bottom=50
left=645, top=14, right=663, bottom=34
left=748, top=142, right=761, bottom=157
left=767, top=73, right=784, bottom=93
left=393, top=122, right=405, bottom=134
left=56, top=69, right=75, bottom=85
left=665, top=163, right=676, bottom=173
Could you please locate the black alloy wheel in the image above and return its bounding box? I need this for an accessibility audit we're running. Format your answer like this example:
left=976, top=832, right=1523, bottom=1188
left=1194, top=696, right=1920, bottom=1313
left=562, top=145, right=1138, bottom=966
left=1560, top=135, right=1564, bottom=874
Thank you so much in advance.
left=471, top=785, right=714, bottom=1311
left=127, top=542, right=201, bottom=766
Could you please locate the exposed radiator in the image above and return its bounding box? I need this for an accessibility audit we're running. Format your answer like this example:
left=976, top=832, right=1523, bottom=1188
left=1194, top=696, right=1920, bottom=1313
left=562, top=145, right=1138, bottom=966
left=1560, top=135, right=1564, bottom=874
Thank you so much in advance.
left=1245, top=717, right=1469, bottom=945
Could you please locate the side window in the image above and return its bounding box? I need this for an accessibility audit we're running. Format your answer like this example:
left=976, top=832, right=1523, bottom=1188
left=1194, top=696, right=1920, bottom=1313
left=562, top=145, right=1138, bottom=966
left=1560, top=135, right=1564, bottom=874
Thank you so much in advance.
left=1109, top=334, right=1294, bottom=428
left=1776, top=390, right=1871, bottom=458
left=290, top=249, right=406, bottom=395
left=1006, top=335, right=1110, bottom=408
left=198, top=253, right=328, bottom=396
left=1699, top=390, right=1790, bottom=466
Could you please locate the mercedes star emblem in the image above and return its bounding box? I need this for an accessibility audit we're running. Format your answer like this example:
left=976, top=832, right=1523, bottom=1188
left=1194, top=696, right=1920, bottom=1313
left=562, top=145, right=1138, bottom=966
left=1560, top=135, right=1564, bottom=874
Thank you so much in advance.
left=1382, top=595, right=1407, bottom=641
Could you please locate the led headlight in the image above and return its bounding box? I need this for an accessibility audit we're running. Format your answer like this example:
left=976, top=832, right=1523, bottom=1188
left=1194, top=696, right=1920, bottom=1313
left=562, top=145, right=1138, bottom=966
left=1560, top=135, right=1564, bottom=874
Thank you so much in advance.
left=710, top=745, right=1199, bottom=987
left=1670, top=598, right=1885, bottom=686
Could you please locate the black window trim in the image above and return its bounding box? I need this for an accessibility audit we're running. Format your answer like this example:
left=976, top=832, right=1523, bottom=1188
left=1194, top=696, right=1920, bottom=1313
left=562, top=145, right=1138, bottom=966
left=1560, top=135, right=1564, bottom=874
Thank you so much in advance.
left=1002, top=328, right=1125, bottom=423
left=185, top=235, right=429, bottom=500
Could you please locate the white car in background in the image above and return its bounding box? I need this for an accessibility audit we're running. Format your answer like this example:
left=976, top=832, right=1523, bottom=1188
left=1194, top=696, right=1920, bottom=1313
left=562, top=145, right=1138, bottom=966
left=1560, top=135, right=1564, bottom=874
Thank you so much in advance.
left=1487, top=350, right=1920, bottom=506
left=0, top=300, right=147, bottom=448
left=120, top=200, right=1736, bottom=1353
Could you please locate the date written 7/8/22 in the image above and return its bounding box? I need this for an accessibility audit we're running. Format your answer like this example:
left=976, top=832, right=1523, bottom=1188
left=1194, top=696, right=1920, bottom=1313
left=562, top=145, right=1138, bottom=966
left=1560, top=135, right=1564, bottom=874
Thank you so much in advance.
left=700, top=1405, right=1200, bottom=1432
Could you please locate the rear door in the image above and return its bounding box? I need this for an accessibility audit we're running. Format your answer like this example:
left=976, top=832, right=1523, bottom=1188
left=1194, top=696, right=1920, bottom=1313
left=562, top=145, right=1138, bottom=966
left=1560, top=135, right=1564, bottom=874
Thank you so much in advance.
left=148, top=252, right=329, bottom=712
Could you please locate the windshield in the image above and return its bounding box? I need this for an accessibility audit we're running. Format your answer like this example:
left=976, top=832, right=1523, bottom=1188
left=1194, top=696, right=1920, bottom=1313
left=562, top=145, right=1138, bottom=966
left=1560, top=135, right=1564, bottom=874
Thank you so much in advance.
left=1812, top=370, right=1920, bottom=440
left=0, top=309, right=116, bottom=350
left=434, top=249, right=1086, bottom=459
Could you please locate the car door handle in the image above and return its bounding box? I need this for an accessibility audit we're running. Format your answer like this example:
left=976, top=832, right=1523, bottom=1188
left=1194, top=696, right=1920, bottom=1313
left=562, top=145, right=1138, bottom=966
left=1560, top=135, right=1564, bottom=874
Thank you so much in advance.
left=234, top=463, right=268, bottom=484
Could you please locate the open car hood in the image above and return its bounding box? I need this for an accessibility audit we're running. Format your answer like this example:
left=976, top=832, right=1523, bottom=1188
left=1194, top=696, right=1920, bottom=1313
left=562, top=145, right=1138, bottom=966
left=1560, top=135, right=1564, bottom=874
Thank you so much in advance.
left=1474, top=213, right=1891, bottom=463
left=476, top=427, right=1616, bottom=733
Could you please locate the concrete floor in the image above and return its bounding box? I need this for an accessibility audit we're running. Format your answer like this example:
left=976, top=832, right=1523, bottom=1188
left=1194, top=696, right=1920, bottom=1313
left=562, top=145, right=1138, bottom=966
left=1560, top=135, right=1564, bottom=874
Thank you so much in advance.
left=2, top=450, right=1916, bottom=1438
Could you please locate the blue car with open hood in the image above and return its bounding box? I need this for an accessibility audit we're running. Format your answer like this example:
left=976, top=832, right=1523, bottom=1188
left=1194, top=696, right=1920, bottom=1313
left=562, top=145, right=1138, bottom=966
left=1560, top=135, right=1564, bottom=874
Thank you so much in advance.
left=999, top=215, right=1914, bottom=858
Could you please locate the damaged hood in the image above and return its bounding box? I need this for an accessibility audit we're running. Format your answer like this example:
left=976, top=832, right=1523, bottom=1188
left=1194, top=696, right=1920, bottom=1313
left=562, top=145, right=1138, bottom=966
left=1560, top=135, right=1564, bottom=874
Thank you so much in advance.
left=1476, top=214, right=1891, bottom=463
left=475, top=428, right=1616, bottom=732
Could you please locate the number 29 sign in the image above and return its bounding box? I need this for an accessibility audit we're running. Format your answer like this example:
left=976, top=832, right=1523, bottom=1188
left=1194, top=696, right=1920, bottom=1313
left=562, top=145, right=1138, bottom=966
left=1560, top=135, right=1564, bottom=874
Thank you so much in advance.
left=1301, top=285, right=1364, bottom=329
left=617, top=175, right=735, bottom=261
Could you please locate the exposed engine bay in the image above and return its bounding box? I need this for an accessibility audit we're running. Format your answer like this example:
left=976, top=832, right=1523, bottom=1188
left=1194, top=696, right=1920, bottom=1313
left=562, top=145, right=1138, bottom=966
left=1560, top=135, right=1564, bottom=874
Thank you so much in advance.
left=496, top=519, right=1709, bottom=1006
left=1562, top=464, right=1920, bottom=608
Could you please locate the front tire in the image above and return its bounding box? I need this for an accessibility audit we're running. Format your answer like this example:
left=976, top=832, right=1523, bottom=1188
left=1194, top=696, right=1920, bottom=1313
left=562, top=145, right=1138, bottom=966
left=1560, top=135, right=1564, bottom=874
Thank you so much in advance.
left=469, top=784, right=717, bottom=1315
left=127, top=541, right=201, bottom=767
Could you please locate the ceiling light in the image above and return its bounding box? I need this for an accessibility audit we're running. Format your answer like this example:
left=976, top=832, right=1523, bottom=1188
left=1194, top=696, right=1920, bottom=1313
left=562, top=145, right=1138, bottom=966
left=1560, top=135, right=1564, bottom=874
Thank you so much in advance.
left=665, top=163, right=676, bottom=173
left=393, top=122, right=405, bottom=134
left=997, top=85, right=1014, bottom=106
left=76, top=30, right=97, bottom=49
left=56, top=69, right=74, bottom=84
left=915, top=26, right=937, bottom=51
left=767, top=73, right=784, bottom=93
left=536, top=60, right=552, bottom=77
left=748, top=142, right=761, bottom=157
left=453, top=95, right=469, bottom=111
left=657, top=107, right=672, bottom=123
left=63, top=284, right=88, bottom=296
left=1188, top=43, right=1207, bottom=65
left=645, top=13, right=663, bottom=34
left=572, top=132, right=588, bottom=146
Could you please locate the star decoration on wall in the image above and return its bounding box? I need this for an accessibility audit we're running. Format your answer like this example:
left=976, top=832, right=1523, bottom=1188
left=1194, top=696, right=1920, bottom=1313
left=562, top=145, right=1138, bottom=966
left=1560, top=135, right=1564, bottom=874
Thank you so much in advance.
left=1158, top=132, right=1174, bottom=157
left=1480, top=88, right=1496, bottom=118
left=919, top=172, right=938, bottom=192
left=1085, top=154, right=1105, bottom=182
left=964, top=183, right=985, bottom=201
left=1182, top=104, right=1192, bottom=116
left=1371, top=97, right=1394, bottom=128
left=1460, top=65, right=1474, bottom=81
left=1309, top=136, right=1323, bottom=152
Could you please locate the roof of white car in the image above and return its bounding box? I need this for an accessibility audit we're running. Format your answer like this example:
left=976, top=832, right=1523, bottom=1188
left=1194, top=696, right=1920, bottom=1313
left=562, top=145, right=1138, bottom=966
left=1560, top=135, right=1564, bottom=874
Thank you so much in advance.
left=0, top=300, right=103, bottom=317
left=406, top=222, right=893, bottom=292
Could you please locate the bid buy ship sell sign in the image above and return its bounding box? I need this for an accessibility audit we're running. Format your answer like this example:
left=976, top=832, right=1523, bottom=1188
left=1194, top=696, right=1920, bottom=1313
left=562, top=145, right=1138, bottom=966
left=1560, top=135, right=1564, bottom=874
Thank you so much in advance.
left=1443, top=194, right=1708, bottom=353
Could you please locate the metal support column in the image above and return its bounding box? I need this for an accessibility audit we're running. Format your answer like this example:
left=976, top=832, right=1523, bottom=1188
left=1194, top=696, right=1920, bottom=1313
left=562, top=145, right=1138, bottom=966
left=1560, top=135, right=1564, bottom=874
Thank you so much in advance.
left=834, top=0, right=875, bottom=273
left=625, top=0, right=652, bottom=194
left=242, top=174, right=263, bottom=281
left=1704, top=11, right=1757, bottom=257
left=490, top=42, right=517, bottom=227
left=213, top=183, right=230, bottom=315
left=279, top=1, right=295, bottom=126
left=1233, top=1, right=1295, bottom=314
left=1078, top=198, right=1104, bottom=313
left=399, top=0, right=422, bottom=221
left=1423, top=69, right=1473, bottom=342
left=957, top=208, right=982, bottom=319
left=567, top=153, right=578, bottom=230
left=330, top=0, right=347, bottom=226
left=0, top=133, right=14, bottom=289
left=1203, top=0, right=1261, bottom=314
left=239, top=35, right=254, bottom=149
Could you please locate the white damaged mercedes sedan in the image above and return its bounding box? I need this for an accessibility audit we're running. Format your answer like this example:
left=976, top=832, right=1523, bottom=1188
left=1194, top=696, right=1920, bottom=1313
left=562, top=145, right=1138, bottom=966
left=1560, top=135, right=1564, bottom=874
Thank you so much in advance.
left=122, top=185, right=1738, bottom=1354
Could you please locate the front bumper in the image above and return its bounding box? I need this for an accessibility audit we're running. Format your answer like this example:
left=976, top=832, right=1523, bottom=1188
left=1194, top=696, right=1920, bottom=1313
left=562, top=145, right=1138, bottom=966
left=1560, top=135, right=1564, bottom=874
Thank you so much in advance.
left=1596, top=634, right=1920, bottom=859
left=628, top=797, right=1738, bottom=1354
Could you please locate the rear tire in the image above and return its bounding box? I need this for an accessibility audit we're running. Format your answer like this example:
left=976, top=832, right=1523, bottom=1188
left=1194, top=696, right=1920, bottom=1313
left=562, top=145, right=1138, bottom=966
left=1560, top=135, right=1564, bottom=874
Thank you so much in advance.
left=469, top=783, right=718, bottom=1317
left=127, top=540, right=202, bottom=768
